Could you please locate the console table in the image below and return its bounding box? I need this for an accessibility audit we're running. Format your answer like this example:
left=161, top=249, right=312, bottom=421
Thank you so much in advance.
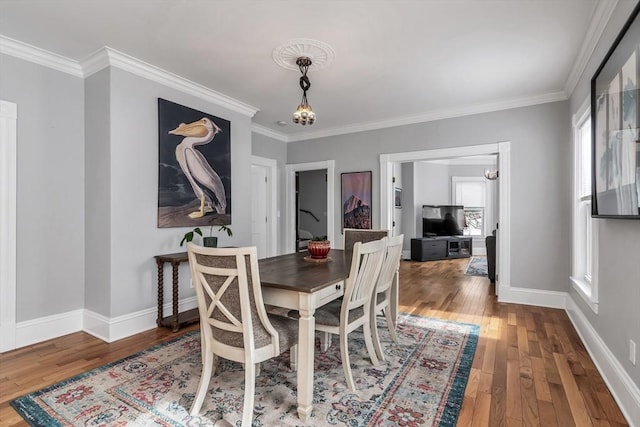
left=154, top=252, right=198, bottom=332
left=410, top=236, right=472, bottom=261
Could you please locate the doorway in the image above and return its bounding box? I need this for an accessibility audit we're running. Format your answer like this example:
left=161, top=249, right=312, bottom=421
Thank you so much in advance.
left=285, top=160, right=335, bottom=253
left=250, top=156, right=277, bottom=258
left=380, top=142, right=511, bottom=298
left=296, top=169, right=328, bottom=251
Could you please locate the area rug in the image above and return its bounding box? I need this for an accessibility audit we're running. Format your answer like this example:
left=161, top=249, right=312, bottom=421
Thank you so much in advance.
left=12, top=315, right=479, bottom=427
left=464, top=256, right=488, bottom=277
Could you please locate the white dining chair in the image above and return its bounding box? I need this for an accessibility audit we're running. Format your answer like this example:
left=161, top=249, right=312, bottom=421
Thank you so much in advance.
left=313, top=238, right=386, bottom=391
left=187, top=244, right=298, bottom=427
left=370, top=234, right=404, bottom=361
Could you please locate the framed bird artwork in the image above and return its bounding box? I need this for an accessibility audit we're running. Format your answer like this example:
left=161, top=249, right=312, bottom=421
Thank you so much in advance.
left=157, top=98, right=231, bottom=228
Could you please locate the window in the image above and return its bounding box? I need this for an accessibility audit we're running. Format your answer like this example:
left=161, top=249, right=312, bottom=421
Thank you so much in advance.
left=452, top=177, right=486, bottom=237
left=571, top=102, right=598, bottom=313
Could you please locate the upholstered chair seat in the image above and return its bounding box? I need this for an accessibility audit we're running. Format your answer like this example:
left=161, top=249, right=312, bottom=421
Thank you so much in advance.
left=187, top=244, right=298, bottom=427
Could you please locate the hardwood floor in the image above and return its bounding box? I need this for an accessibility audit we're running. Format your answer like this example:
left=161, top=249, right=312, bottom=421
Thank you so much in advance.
left=0, top=258, right=630, bottom=426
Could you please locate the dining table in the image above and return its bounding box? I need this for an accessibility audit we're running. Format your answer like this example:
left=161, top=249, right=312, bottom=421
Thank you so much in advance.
left=258, top=249, right=351, bottom=422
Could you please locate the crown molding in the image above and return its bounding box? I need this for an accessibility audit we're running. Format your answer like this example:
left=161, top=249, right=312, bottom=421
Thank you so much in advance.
left=564, top=0, right=618, bottom=97
left=0, top=35, right=83, bottom=77
left=0, top=36, right=258, bottom=118
left=251, top=123, right=288, bottom=142
left=80, top=47, right=258, bottom=117
left=285, top=90, right=566, bottom=142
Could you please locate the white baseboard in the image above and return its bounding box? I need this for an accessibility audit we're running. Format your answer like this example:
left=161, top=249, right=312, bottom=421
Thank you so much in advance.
left=5, top=298, right=200, bottom=352
left=566, top=297, right=640, bottom=427
left=402, top=250, right=411, bottom=260
left=83, top=296, right=199, bottom=343
left=497, top=285, right=567, bottom=309
left=15, top=309, right=83, bottom=349
left=473, top=247, right=487, bottom=256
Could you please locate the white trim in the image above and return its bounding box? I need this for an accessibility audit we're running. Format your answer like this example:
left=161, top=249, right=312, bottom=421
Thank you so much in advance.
left=564, top=0, right=619, bottom=98
left=571, top=100, right=599, bottom=311
left=0, top=100, right=17, bottom=353
left=285, top=161, right=335, bottom=254
left=0, top=35, right=83, bottom=77
left=81, top=47, right=258, bottom=117
left=427, top=156, right=498, bottom=166
left=496, top=141, right=511, bottom=298
left=8, top=297, right=199, bottom=350
left=497, top=287, right=567, bottom=309
left=570, top=276, right=599, bottom=314
left=0, top=37, right=258, bottom=118
left=287, top=92, right=565, bottom=142
left=251, top=123, right=288, bottom=142
left=473, top=244, right=487, bottom=256
left=15, top=309, right=84, bottom=349
left=566, top=296, right=640, bottom=427
left=251, top=156, right=279, bottom=257
left=83, top=297, right=198, bottom=343
left=380, top=142, right=511, bottom=297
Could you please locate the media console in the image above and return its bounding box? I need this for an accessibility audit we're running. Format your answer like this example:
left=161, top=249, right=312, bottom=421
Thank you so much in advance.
left=410, top=236, right=472, bottom=262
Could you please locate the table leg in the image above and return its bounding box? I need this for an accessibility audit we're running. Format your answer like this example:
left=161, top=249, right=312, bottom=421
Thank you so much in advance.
left=171, top=261, right=180, bottom=332
left=156, top=260, right=164, bottom=327
left=296, top=294, right=315, bottom=422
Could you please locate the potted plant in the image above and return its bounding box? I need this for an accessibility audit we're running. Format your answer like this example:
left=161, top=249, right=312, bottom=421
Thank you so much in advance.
left=203, top=224, right=232, bottom=247
left=180, top=224, right=233, bottom=248
left=307, top=235, right=330, bottom=259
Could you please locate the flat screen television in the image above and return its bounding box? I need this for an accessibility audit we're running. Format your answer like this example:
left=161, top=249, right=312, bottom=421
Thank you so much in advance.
left=422, top=205, right=465, bottom=236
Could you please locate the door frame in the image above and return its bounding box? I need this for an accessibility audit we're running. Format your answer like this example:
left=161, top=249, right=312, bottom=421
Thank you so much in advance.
left=251, top=156, right=278, bottom=257
left=0, top=100, right=17, bottom=352
left=285, top=160, right=335, bottom=254
left=380, top=142, right=511, bottom=298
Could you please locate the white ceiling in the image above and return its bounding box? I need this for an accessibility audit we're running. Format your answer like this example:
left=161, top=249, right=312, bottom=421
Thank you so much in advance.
left=0, top=1, right=611, bottom=141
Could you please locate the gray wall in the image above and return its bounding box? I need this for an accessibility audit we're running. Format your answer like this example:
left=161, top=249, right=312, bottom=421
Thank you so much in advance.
left=251, top=132, right=288, bottom=254
left=84, top=69, right=111, bottom=316
left=288, top=101, right=572, bottom=292
left=104, top=68, right=253, bottom=317
left=568, top=0, right=640, bottom=389
left=413, top=162, right=449, bottom=237
left=0, top=53, right=85, bottom=322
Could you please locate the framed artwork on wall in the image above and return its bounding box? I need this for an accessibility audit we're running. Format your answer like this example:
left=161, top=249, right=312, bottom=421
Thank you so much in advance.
left=157, top=98, right=232, bottom=227
left=591, top=2, right=640, bottom=218
left=394, top=187, right=402, bottom=208
left=341, top=171, right=372, bottom=230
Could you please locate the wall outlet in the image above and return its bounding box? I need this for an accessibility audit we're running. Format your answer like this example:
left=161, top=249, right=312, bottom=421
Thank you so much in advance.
left=630, top=340, right=636, bottom=365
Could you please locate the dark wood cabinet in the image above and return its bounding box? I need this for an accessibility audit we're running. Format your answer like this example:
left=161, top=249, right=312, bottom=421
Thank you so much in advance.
left=411, top=237, right=472, bottom=261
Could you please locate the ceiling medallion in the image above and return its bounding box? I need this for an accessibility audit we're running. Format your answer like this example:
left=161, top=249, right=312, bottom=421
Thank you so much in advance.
left=272, top=38, right=335, bottom=71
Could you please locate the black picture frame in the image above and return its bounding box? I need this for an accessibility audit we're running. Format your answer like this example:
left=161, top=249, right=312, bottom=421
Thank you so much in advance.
left=341, top=171, right=372, bottom=230
left=157, top=98, right=232, bottom=227
left=591, top=2, right=640, bottom=218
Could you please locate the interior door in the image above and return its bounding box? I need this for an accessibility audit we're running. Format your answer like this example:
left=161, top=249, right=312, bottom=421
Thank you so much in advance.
left=251, top=165, right=268, bottom=258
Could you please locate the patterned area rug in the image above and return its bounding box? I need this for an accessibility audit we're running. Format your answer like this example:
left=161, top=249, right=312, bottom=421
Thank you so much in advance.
left=464, top=256, right=488, bottom=277
left=12, top=315, right=479, bottom=427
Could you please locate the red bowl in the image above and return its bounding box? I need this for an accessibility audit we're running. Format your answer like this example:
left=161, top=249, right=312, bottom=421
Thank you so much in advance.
left=308, top=240, right=331, bottom=259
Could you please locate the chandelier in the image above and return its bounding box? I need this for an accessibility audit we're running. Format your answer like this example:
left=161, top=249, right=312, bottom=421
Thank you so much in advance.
left=292, top=57, right=316, bottom=125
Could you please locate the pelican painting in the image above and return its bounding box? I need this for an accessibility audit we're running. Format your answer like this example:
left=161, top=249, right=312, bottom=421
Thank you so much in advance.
left=157, top=98, right=231, bottom=228
left=169, top=117, right=226, bottom=218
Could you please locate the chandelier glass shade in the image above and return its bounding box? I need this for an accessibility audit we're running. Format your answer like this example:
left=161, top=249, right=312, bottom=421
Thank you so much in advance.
left=292, top=57, right=316, bottom=125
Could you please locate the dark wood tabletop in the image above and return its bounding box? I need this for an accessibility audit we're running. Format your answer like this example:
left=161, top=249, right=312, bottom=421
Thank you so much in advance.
left=258, top=249, right=351, bottom=293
